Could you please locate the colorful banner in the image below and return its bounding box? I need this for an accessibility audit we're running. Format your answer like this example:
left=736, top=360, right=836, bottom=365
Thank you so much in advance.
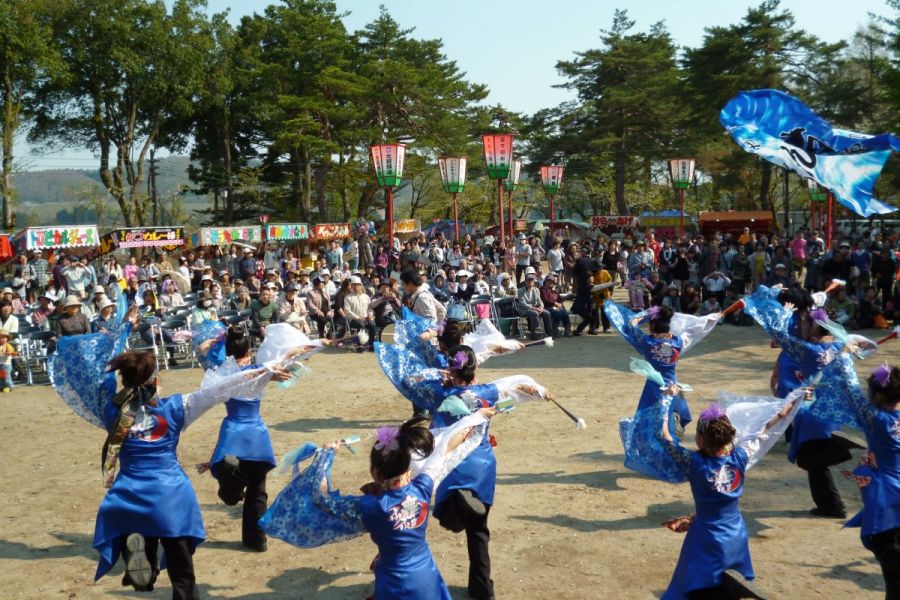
left=394, top=219, right=420, bottom=234
left=199, top=226, right=261, bottom=246
left=265, top=223, right=309, bottom=241
left=98, top=227, right=184, bottom=256
left=720, top=89, right=900, bottom=217
left=310, top=223, right=350, bottom=240
left=590, top=216, right=640, bottom=228
left=20, top=225, right=99, bottom=250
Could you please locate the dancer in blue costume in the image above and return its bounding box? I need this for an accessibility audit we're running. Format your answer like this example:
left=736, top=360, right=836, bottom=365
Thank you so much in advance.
left=654, top=387, right=805, bottom=599
left=743, top=284, right=872, bottom=518
left=200, top=323, right=326, bottom=552
left=813, top=363, right=900, bottom=597
left=50, top=305, right=291, bottom=598
left=605, top=302, right=720, bottom=431
left=260, top=409, right=495, bottom=599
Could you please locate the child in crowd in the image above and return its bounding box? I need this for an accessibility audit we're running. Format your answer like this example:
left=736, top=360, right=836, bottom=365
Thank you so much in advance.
left=0, top=328, right=16, bottom=391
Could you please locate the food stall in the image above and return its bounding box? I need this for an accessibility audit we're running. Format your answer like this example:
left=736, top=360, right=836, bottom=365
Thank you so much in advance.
left=13, top=225, right=100, bottom=255
left=698, top=210, right=772, bottom=237
left=188, top=225, right=262, bottom=248
left=98, top=226, right=185, bottom=257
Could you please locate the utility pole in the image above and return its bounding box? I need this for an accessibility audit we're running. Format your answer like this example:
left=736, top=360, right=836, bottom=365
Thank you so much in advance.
left=149, top=147, right=159, bottom=225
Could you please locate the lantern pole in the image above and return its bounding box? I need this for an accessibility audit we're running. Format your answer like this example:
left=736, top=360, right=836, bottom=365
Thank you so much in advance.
left=452, top=192, right=459, bottom=242
left=550, top=194, right=555, bottom=238
left=387, top=186, right=394, bottom=250
left=679, top=188, right=685, bottom=238
left=507, top=189, right=514, bottom=238
left=497, top=179, right=506, bottom=248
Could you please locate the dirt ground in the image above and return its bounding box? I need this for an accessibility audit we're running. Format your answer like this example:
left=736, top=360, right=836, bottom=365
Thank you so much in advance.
left=0, top=305, right=893, bottom=599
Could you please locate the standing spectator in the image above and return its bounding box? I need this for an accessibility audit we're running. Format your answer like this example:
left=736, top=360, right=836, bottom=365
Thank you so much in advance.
left=851, top=240, right=872, bottom=278
left=702, top=271, right=732, bottom=304
left=516, top=273, right=552, bottom=340
left=401, top=269, right=446, bottom=323
left=562, top=242, right=578, bottom=292
left=765, top=263, right=794, bottom=288
left=748, top=243, right=770, bottom=289
left=822, top=246, right=852, bottom=289
left=659, top=239, right=676, bottom=284
left=28, top=249, right=50, bottom=296
left=238, top=248, right=257, bottom=282
left=730, top=245, right=751, bottom=293
left=52, top=255, right=69, bottom=292
left=325, top=240, right=343, bottom=270
left=2, top=287, right=26, bottom=315
left=804, top=246, right=823, bottom=291
left=539, top=275, right=571, bottom=337
left=871, top=244, right=895, bottom=305
left=62, top=257, right=92, bottom=298
left=547, top=240, right=564, bottom=282
left=515, top=233, right=532, bottom=285
left=790, top=231, right=808, bottom=279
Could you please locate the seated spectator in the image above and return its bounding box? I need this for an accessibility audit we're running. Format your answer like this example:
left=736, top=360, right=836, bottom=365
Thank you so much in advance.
left=92, top=298, right=117, bottom=333
left=857, top=285, right=888, bottom=329
left=55, top=295, right=90, bottom=339
left=625, top=274, right=653, bottom=311
left=516, top=273, right=553, bottom=340
left=662, top=284, right=681, bottom=312
left=306, top=277, right=333, bottom=338
left=826, top=288, right=857, bottom=327
left=681, top=283, right=701, bottom=315
left=699, top=296, right=722, bottom=316
left=230, top=286, right=252, bottom=312
left=453, top=270, right=476, bottom=303
left=250, top=285, right=280, bottom=339
left=371, top=281, right=402, bottom=329
left=722, top=287, right=754, bottom=326
left=539, top=275, right=571, bottom=337
left=158, top=279, right=184, bottom=312
left=277, top=284, right=309, bottom=333
left=343, top=275, right=376, bottom=348
left=1, top=287, right=26, bottom=315
left=191, top=290, right=219, bottom=326
left=30, top=294, right=54, bottom=330
left=764, top=263, right=794, bottom=288
left=648, top=272, right=667, bottom=306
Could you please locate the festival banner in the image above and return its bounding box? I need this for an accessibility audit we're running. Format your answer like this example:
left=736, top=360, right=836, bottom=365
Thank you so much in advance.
left=98, top=227, right=185, bottom=256
left=590, top=216, right=640, bottom=228
left=393, top=219, right=420, bottom=234
left=265, top=223, right=310, bottom=241
left=199, top=226, right=262, bottom=246
left=720, top=89, right=900, bottom=217
left=20, top=225, right=99, bottom=250
left=310, top=223, right=350, bottom=240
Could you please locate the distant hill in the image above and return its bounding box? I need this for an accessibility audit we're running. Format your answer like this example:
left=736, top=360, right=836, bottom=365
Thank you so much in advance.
left=13, top=155, right=202, bottom=205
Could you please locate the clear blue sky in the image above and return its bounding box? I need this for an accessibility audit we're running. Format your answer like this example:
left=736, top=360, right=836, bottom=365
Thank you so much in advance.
left=21, top=0, right=894, bottom=170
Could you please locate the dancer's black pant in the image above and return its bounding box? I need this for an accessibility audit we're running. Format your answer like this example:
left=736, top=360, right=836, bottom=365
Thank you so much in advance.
left=795, top=437, right=851, bottom=514
left=687, top=586, right=731, bottom=599
left=868, top=527, right=900, bottom=600
left=212, top=459, right=271, bottom=548
left=435, top=491, right=494, bottom=600
left=122, top=535, right=198, bottom=600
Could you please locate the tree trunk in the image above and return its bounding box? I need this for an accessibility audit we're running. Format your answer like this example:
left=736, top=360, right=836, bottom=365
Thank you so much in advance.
left=1, top=67, right=16, bottom=230
left=223, top=116, right=234, bottom=224
left=315, top=163, right=329, bottom=221
left=613, top=137, right=628, bottom=215
left=303, top=147, right=313, bottom=221
left=758, top=161, right=772, bottom=210
left=289, top=147, right=306, bottom=221
left=356, top=182, right=378, bottom=219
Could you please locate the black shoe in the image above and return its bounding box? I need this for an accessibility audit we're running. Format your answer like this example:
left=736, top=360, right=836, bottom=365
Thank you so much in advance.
left=587, top=329, right=599, bottom=335
left=722, top=569, right=767, bottom=599
left=216, top=455, right=246, bottom=506
left=809, top=507, right=847, bottom=519
left=123, top=533, right=154, bottom=592
left=455, top=489, right=487, bottom=518
left=831, top=431, right=866, bottom=450
left=242, top=539, right=267, bottom=552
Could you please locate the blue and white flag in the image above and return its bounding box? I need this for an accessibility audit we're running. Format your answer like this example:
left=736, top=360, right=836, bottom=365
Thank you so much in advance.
left=720, top=89, right=899, bottom=217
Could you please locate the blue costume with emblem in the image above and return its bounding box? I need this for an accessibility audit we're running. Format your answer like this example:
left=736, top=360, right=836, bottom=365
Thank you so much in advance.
left=645, top=389, right=805, bottom=599
left=49, top=306, right=274, bottom=582
left=605, top=302, right=719, bottom=429
left=260, top=412, right=490, bottom=599
left=208, top=365, right=277, bottom=471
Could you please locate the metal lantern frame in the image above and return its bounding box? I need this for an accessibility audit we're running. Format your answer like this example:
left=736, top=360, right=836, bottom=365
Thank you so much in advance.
left=370, top=143, right=407, bottom=245
left=807, top=178, right=834, bottom=246
left=540, top=165, right=565, bottom=236
left=438, top=156, right=467, bottom=241
left=482, top=133, right=515, bottom=246
left=504, top=159, right=523, bottom=236
left=667, top=158, right=696, bottom=237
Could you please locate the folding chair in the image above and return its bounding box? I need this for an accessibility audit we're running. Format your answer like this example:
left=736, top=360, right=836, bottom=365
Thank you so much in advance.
left=126, top=322, right=163, bottom=372
left=157, top=318, right=194, bottom=369
left=23, top=330, right=55, bottom=385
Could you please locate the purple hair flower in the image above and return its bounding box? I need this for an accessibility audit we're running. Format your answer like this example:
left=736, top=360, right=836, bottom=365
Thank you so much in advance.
left=647, top=306, right=661, bottom=321
left=809, top=307, right=828, bottom=322
left=699, top=403, right=727, bottom=423
left=374, top=426, right=400, bottom=455
left=449, top=350, right=468, bottom=370
left=872, top=363, right=891, bottom=388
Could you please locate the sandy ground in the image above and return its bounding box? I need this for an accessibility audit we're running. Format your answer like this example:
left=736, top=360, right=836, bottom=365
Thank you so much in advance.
left=0, top=302, right=894, bottom=599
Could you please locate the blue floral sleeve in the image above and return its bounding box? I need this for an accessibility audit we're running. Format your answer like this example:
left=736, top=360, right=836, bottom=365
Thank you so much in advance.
left=260, top=448, right=366, bottom=548
left=50, top=322, right=132, bottom=429
left=604, top=301, right=648, bottom=354
left=620, top=395, right=690, bottom=483
left=808, top=354, right=876, bottom=435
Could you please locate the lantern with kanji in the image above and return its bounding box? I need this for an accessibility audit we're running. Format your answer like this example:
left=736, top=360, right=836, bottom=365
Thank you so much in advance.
left=370, top=143, right=407, bottom=245
left=438, top=156, right=467, bottom=240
